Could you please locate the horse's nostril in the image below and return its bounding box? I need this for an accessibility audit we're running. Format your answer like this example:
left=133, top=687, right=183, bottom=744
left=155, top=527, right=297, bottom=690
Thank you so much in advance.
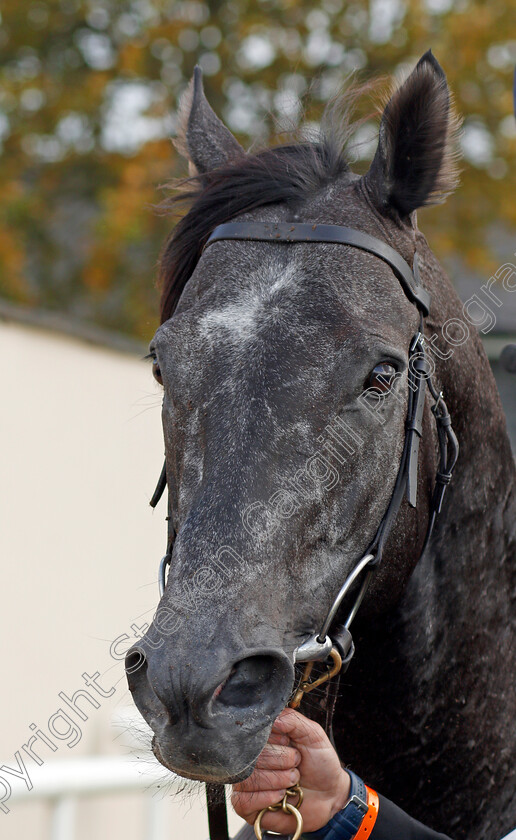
left=216, top=655, right=286, bottom=709
left=125, top=646, right=177, bottom=729
left=125, top=647, right=150, bottom=701
left=125, top=648, right=147, bottom=676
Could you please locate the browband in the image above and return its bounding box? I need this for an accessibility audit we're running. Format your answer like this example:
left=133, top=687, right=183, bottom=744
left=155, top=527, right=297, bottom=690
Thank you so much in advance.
left=205, top=222, right=431, bottom=316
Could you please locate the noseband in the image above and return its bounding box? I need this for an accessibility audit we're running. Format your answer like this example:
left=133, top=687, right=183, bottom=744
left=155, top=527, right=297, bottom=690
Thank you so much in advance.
left=149, top=221, right=458, bottom=840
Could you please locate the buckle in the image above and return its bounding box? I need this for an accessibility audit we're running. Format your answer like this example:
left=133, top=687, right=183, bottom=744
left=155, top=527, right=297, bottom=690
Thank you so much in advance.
left=410, top=330, right=425, bottom=352
left=349, top=793, right=369, bottom=816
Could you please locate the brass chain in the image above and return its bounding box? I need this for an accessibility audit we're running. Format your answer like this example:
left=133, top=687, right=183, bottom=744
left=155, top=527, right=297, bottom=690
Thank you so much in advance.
left=254, top=784, right=304, bottom=840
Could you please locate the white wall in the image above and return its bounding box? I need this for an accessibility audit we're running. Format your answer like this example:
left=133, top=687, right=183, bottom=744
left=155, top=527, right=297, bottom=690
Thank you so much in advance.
left=0, top=320, right=244, bottom=840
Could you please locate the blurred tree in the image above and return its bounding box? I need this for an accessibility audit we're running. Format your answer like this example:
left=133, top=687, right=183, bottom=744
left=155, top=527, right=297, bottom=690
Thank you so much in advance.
left=0, top=0, right=515, bottom=340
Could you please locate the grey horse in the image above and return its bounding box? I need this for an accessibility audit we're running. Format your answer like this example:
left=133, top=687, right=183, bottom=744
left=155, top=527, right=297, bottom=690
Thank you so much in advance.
left=126, top=52, right=516, bottom=840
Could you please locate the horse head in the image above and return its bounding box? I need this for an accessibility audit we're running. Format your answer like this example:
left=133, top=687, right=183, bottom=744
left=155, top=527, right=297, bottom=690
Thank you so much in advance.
left=126, top=52, right=460, bottom=783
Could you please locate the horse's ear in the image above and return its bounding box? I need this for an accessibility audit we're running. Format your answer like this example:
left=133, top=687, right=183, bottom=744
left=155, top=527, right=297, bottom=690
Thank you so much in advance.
left=174, top=66, right=244, bottom=175
left=365, top=50, right=460, bottom=217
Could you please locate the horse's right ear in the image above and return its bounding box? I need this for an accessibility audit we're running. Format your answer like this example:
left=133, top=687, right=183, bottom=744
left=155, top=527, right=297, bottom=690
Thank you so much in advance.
left=365, top=51, right=460, bottom=218
left=174, top=66, right=244, bottom=175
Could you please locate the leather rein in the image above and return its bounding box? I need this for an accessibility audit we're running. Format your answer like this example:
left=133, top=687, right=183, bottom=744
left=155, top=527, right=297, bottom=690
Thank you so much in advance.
left=149, top=222, right=459, bottom=840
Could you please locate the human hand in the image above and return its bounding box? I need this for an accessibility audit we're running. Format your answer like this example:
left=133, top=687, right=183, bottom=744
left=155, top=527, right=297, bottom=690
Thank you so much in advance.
left=231, top=708, right=351, bottom=835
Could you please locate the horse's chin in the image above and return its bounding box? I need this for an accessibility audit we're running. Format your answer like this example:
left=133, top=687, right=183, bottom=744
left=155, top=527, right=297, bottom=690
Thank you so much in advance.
left=151, top=735, right=256, bottom=784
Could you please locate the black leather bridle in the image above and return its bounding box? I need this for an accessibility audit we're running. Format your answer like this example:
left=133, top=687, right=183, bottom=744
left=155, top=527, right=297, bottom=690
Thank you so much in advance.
left=148, top=221, right=459, bottom=840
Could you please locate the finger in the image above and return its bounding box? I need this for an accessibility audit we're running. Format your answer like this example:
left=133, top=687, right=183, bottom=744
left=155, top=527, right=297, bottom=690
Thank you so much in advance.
left=256, top=745, right=301, bottom=770
left=268, top=731, right=290, bottom=746
left=270, top=721, right=290, bottom=737
left=234, top=767, right=300, bottom=793
left=272, top=708, right=328, bottom=747
left=231, top=787, right=287, bottom=819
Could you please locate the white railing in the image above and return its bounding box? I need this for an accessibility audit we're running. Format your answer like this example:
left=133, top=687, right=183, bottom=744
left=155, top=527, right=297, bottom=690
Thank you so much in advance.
left=7, top=755, right=181, bottom=840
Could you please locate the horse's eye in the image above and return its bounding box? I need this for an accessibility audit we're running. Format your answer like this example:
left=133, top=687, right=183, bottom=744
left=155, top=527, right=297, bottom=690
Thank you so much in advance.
left=366, top=362, right=398, bottom=393
left=151, top=354, right=163, bottom=385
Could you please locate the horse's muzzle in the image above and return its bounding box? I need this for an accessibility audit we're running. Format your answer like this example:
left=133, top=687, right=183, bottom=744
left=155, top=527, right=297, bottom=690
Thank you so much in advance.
left=125, top=643, right=294, bottom=782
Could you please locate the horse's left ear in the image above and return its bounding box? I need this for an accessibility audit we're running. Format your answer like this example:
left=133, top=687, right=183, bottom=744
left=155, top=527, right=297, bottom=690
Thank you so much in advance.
left=366, top=50, right=460, bottom=218
left=174, top=66, right=244, bottom=175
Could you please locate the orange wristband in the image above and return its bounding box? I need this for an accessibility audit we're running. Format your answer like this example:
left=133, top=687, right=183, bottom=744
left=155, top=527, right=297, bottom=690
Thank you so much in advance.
left=355, top=785, right=379, bottom=840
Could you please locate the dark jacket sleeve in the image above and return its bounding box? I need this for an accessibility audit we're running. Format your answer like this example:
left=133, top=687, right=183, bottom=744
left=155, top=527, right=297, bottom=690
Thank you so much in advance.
left=371, top=794, right=454, bottom=840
